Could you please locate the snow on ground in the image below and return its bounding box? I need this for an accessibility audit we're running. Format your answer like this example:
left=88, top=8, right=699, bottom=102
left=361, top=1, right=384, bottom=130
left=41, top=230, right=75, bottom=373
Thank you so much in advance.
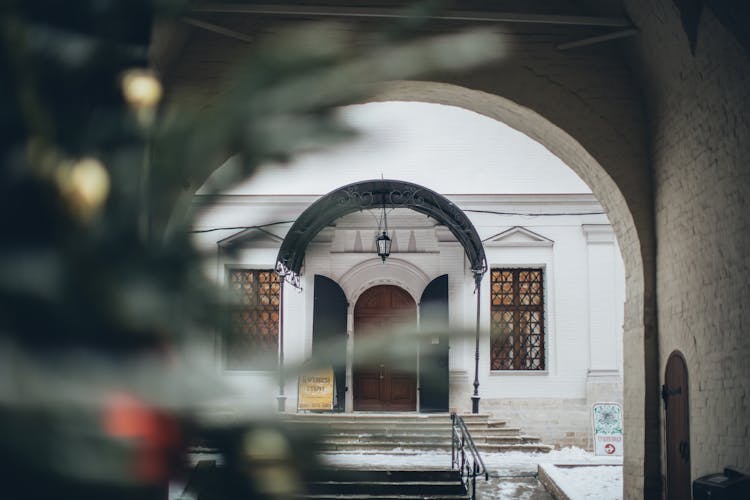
left=320, top=447, right=622, bottom=500
left=175, top=447, right=622, bottom=499
left=321, top=446, right=621, bottom=474
left=542, top=464, right=622, bottom=500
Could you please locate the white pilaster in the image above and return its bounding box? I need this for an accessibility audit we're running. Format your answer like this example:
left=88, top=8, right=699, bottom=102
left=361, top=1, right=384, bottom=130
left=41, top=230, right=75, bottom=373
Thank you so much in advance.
left=582, top=224, right=622, bottom=404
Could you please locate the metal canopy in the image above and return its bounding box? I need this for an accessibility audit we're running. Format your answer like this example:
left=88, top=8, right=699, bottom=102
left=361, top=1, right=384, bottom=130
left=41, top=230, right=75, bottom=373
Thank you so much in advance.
left=275, top=179, right=487, bottom=281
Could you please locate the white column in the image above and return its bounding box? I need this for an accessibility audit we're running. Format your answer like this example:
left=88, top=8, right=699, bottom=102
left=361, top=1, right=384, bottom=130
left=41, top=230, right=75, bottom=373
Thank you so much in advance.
left=582, top=224, right=622, bottom=404
left=345, top=304, right=354, bottom=412
left=583, top=225, right=619, bottom=372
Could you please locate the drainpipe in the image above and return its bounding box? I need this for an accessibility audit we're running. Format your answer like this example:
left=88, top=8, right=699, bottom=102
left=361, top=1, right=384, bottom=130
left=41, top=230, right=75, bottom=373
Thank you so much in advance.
left=277, top=271, right=287, bottom=412
left=471, top=271, right=482, bottom=414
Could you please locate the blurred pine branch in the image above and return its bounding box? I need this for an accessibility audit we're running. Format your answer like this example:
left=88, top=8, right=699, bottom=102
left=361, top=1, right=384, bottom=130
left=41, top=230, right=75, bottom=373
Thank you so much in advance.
left=0, top=1, right=498, bottom=495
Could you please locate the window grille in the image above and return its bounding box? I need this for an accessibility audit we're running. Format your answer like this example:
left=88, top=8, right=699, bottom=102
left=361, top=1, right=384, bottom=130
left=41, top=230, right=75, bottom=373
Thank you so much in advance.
left=226, top=269, right=280, bottom=369
left=490, top=268, right=545, bottom=370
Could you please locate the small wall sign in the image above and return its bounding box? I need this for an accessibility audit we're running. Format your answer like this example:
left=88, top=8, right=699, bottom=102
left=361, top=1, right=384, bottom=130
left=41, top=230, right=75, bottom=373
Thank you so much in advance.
left=592, top=402, right=623, bottom=456
left=298, top=366, right=335, bottom=411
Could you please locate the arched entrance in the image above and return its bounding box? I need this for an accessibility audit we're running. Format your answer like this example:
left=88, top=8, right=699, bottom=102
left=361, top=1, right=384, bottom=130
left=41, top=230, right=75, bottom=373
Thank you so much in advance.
left=353, top=285, right=417, bottom=411
left=182, top=81, right=652, bottom=496
left=274, top=179, right=486, bottom=413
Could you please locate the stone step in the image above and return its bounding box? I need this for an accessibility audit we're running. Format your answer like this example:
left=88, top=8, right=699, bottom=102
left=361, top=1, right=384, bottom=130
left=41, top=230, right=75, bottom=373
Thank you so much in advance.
left=290, top=422, right=452, bottom=429
left=322, top=429, right=526, bottom=438
left=477, top=443, right=554, bottom=453
left=299, top=469, right=468, bottom=500
left=472, top=427, right=521, bottom=436
left=324, top=438, right=453, bottom=446
left=311, top=470, right=462, bottom=482
left=286, top=421, right=509, bottom=432
left=322, top=434, right=538, bottom=446
left=285, top=412, right=553, bottom=455
left=298, top=495, right=468, bottom=499
left=306, top=481, right=467, bottom=496
left=320, top=425, right=520, bottom=434
left=284, top=414, right=491, bottom=425
left=321, top=442, right=553, bottom=453
left=286, top=413, right=489, bottom=419
left=487, top=420, right=510, bottom=428
left=483, top=435, right=541, bottom=444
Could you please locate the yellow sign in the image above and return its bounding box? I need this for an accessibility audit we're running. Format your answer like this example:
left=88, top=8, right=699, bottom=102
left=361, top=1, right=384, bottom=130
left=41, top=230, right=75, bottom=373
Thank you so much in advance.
left=297, top=366, right=335, bottom=411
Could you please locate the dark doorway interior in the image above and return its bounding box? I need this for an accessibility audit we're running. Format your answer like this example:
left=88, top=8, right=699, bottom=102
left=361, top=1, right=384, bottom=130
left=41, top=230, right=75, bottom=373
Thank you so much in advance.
left=419, top=274, right=450, bottom=413
left=312, top=275, right=348, bottom=412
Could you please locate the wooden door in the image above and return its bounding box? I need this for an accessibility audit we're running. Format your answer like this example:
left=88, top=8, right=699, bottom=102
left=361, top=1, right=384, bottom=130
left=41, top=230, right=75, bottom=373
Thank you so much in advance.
left=353, top=285, right=416, bottom=411
left=664, top=351, right=690, bottom=500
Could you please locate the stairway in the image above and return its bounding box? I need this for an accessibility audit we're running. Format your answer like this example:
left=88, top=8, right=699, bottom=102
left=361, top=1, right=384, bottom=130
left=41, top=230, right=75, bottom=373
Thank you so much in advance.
left=300, top=469, right=469, bottom=499
left=284, top=413, right=553, bottom=454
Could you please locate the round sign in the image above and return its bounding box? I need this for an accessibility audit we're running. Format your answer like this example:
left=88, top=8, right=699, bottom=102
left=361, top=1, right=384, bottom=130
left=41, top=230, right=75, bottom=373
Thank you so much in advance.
left=604, top=443, right=616, bottom=455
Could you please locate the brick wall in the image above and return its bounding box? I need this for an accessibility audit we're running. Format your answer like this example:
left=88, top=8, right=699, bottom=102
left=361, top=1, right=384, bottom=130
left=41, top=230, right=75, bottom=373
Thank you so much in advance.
left=625, top=0, right=750, bottom=493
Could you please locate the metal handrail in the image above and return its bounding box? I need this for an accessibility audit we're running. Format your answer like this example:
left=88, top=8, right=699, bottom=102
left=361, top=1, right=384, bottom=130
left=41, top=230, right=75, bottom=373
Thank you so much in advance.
left=451, top=412, right=489, bottom=499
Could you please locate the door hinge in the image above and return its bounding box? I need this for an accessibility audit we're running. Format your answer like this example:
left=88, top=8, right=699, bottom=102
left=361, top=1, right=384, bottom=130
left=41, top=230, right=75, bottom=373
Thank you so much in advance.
left=661, top=384, right=682, bottom=410
left=679, top=440, right=690, bottom=463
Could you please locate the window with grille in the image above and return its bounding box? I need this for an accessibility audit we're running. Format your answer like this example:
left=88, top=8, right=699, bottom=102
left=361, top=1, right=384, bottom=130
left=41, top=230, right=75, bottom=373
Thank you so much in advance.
left=490, top=268, right=545, bottom=371
left=226, top=269, right=280, bottom=370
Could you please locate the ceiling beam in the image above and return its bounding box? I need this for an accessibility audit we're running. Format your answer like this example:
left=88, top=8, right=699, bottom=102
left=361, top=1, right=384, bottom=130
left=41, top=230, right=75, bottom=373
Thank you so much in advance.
left=557, top=28, right=639, bottom=50
left=192, top=3, right=632, bottom=28
left=182, top=17, right=255, bottom=43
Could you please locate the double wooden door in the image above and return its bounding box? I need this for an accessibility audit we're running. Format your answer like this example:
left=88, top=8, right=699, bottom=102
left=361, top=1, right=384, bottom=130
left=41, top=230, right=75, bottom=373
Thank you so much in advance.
left=353, top=285, right=417, bottom=411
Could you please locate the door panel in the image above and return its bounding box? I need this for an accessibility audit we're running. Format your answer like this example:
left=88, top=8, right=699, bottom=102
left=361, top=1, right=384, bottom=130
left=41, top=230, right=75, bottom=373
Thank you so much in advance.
left=419, top=275, right=450, bottom=413
left=356, top=376, right=381, bottom=401
left=353, top=285, right=416, bottom=411
left=390, top=375, right=416, bottom=400
left=664, top=351, right=690, bottom=500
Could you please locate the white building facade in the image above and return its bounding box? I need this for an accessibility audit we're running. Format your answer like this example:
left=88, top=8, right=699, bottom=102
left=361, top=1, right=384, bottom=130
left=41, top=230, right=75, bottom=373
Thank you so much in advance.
left=189, top=102, right=625, bottom=448
left=192, top=187, right=624, bottom=448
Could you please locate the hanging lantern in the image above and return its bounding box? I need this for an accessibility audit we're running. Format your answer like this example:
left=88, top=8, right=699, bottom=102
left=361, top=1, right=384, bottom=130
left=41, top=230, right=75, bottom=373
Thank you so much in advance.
left=376, top=231, right=391, bottom=262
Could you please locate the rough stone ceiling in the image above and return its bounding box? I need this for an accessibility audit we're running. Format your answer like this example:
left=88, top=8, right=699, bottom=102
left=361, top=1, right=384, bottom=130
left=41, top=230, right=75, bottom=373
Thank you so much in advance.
left=151, top=0, right=634, bottom=99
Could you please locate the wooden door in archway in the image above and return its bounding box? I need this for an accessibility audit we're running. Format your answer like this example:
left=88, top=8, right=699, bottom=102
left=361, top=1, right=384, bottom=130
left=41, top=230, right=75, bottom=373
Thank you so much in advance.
left=353, top=285, right=417, bottom=411
left=664, top=351, right=690, bottom=500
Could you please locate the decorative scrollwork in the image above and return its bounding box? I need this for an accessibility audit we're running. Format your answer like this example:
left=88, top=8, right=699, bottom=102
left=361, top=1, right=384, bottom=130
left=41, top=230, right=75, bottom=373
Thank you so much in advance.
left=337, top=186, right=375, bottom=209
left=275, top=261, right=301, bottom=289
left=276, top=179, right=486, bottom=284
left=387, top=186, right=424, bottom=207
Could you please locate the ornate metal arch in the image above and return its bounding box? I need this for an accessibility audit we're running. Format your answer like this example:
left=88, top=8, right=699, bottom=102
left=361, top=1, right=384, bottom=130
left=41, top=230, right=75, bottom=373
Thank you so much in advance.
left=275, top=179, right=486, bottom=283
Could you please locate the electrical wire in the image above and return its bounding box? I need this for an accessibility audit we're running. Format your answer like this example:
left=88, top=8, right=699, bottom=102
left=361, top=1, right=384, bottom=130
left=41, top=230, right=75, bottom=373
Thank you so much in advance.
left=188, top=221, right=296, bottom=234
left=464, top=209, right=605, bottom=216
left=190, top=208, right=606, bottom=235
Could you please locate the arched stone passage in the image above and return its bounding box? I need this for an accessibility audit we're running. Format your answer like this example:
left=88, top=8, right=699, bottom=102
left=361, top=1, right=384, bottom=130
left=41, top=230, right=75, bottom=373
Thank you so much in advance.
left=182, top=81, right=654, bottom=495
